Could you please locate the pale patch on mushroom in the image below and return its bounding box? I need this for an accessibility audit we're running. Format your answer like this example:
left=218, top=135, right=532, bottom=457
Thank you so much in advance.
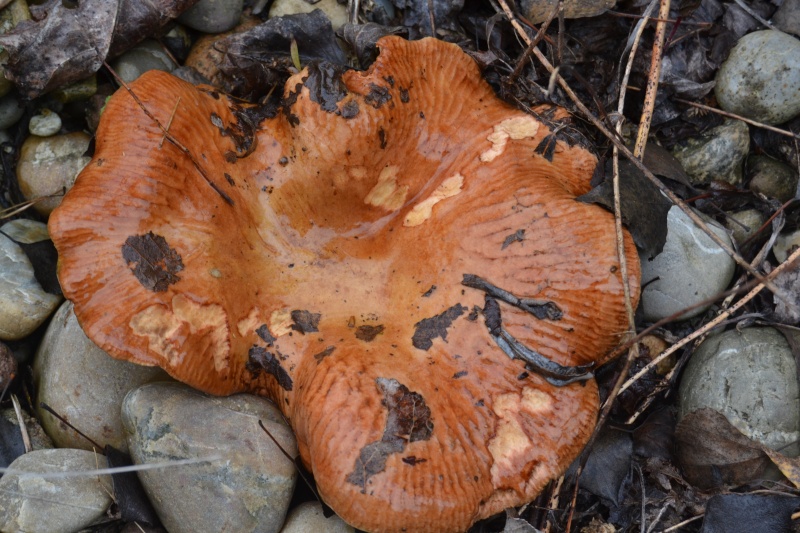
left=364, top=165, right=408, bottom=210
left=521, top=387, right=553, bottom=414
left=403, top=173, right=465, bottom=227
left=129, top=295, right=229, bottom=371
left=488, top=392, right=535, bottom=486
left=269, top=309, right=294, bottom=337
left=236, top=307, right=263, bottom=337
left=480, top=116, right=541, bottom=163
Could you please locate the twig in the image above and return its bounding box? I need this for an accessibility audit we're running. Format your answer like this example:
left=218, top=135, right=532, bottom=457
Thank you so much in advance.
left=732, top=0, right=777, bottom=30
left=0, top=456, right=222, bottom=478
left=507, top=4, right=559, bottom=85
left=11, top=394, right=31, bottom=453
left=674, top=98, right=800, bottom=141
left=159, top=97, right=181, bottom=149
left=663, top=514, right=703, bottom=531
left=633, top=0, right=671, bottom=158
left=495, top=0, right=782, bottom=298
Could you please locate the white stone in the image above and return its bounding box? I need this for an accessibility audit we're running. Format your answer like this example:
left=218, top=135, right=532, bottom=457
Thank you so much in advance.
left=639, top=206, right=735, bottom=321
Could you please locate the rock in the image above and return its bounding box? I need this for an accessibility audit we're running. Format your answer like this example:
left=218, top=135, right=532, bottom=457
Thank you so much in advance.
left=773, top=229, right=800, bottom=263
left=52, top=75, right=98, bottom=104
left=639, top=206, right=735, bottom=322
left=0, top=232, right=61, bottom=340
left=269, top=0, right=348, bottom=30
left=1, top=407, right=54, bottom=451
left=0, top=448, right=113, bottom=533
left=0, top=92, right=24, bottom=129
left=280, top=502, right=355, bottom=533
left=774, top=0, right=800, bottom=37
left=0, top=218, right=50, bottom=244
left=671, top=118, right=749, bottom=185
left=715, top=30, right=800, bottom=125
left=747, top=155, right=798, bottom=202
left=178, top=0, right=244, bottom=33
left=519, top=0, right=616, bottom=24
left=724, top=208, right=765, bottom=245
left=110, top=39, right=177, bottom=84
left=678, top=327, right=800, bottom=455
left=28, top=108, right=62, bottom=137
left=16, top=131, right=92, bottom=215
left=34, top=300, right=168, bottom=452
left=123, top=382, right=298, bottom=533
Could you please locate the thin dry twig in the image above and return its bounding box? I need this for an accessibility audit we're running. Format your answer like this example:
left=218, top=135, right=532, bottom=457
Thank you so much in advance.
left=159, top=97, right=181, bottom=149
left=11, top=394, right=31, bottom=453
left=494, top=0, right=783, bottom=298
left=633, top=0, right=671, bottom=158
left=674, top=98, right=800, bottom=140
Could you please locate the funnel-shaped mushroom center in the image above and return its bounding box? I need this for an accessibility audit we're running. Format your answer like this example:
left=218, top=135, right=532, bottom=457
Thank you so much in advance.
left=50, top=37, right=639, bottom=533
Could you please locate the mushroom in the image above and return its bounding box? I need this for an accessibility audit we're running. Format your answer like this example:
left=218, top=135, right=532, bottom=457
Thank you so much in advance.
left=49, top=37, right=640, bottom=532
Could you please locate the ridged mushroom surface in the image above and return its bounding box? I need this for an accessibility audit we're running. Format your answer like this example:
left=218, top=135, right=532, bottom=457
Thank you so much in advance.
left=50, top=36, right=640, bottom=533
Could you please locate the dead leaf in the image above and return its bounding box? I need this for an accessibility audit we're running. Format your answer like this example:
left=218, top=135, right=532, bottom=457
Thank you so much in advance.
left=0, top=0, right=199, bottom=99
left=675, top=408, right=769, bottom=489
left=763, top=447, right=800, bottom=488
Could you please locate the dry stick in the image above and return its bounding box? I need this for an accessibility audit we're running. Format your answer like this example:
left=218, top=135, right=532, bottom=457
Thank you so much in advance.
left=663, top=514, right=704, bottom=532
left=632, top=0, right=671, bottom=158
left=11, top=394, right=31, bottom=453
left=507, top=4, right=559, bottom=86
left=674, top=98, right=800, bottom=141
left=159, top=97, right=181, bottom=149
left=495, top=0, right=783, bottom=298
left=102, top=61, right=234, bottom=206
left=619, top=243, right=800, bottom=398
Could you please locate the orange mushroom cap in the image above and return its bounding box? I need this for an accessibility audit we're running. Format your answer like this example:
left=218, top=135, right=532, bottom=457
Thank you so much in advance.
left=50, top=37, right=639, bottom=532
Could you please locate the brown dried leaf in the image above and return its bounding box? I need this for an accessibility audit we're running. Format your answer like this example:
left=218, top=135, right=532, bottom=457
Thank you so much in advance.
left=675, top=408, right=769, bottom=489
left=763, top=447, right=800, bottom=488
left=0, top=0, right=199, bottom=99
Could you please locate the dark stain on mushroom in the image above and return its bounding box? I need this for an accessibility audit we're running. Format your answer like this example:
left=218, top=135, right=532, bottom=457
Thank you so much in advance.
left=224, top=173, right=235, bottom=186
left=340, top=100, right=359, bottom=119
left=355, top=324, right=384, bottom=342
left=256, top=324, right=275, bottom=346
left=422, top=285, right=436, bottom=297
left=210, top=107, right=257, bottom=158
left=364, top=83, right=391, bottom=109
left=291, top=310, right=321, bottom=334
left=411, top=303, right=467, bottom=350
left=453, top=370, right=468, bottom=379
left=462, top=274, right=562, bottom=321
left=246, top=345, right=293, bottom=391
left=402, top=456, right=427, bottom=466
left=313, top=345, right=336, bottom=363
left=121, top=232, right=184, bottom=292
left=399, top=86, right=410, bottom=103
left=378, top=128, right=387, bottom=149
left=347, top=377, right=433, bottom=492
left=535, top=134, right=557, bottom=162
left=282, top=83, right=303, bottom=127
left=304, top=62, right=348, bottom=113
left=501, top=229, right=526, bottom=250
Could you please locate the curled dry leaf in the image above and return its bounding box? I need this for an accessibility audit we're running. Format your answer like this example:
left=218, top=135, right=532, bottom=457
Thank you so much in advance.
left=0, top=0, right=199, bottom=99
left=675, top=408, right=770, bottom=489
left=49, top=37, right=640, bottom=532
